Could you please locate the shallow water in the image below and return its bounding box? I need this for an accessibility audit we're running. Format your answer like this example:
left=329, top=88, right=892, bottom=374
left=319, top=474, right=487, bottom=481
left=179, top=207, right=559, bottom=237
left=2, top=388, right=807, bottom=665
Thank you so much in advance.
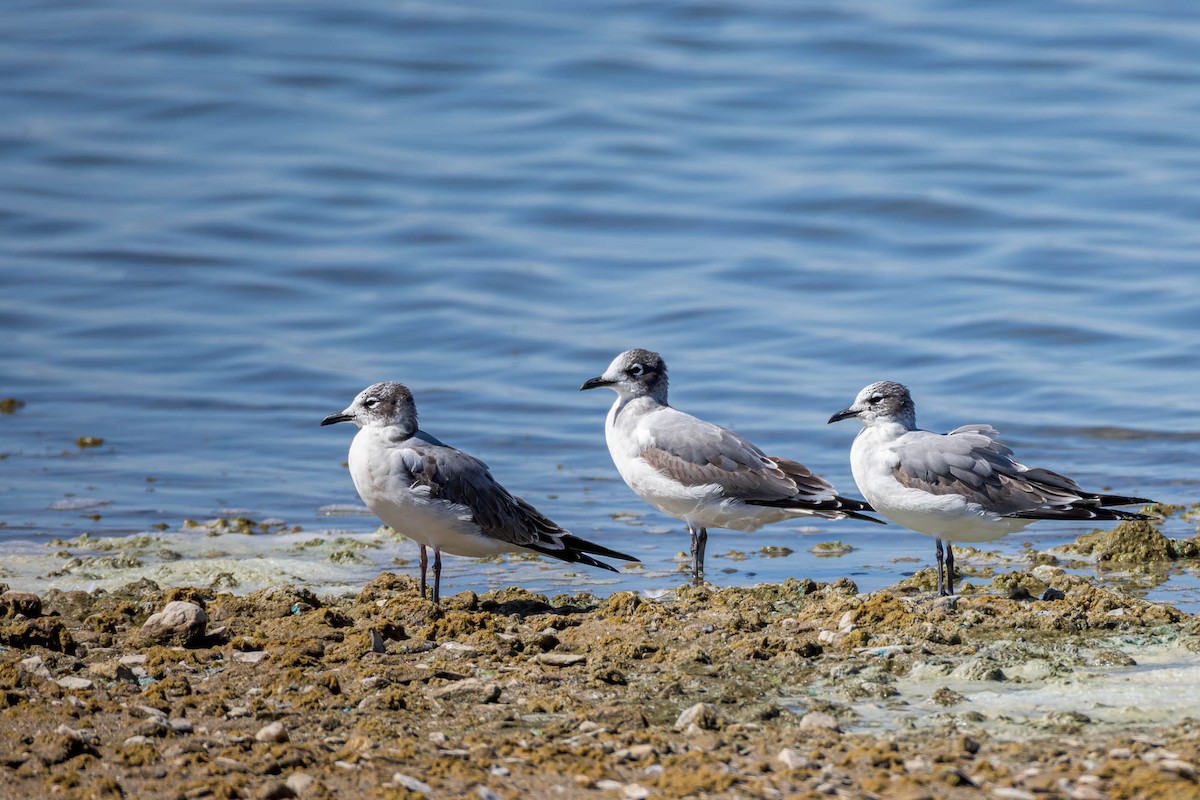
left=2, top=1, right=1198, bottom=602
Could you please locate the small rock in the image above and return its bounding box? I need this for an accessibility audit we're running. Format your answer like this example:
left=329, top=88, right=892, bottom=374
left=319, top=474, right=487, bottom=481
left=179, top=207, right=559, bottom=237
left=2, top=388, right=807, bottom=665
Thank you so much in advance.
left=438, top=641, right=478, bottom=658
left=476, top=787, right=503, bottom=800
left=627, top=744, right=656, bottom=760
left=119, top=654, right=149, bottom=666
left=56, top=676, right=94, bottom=690
left=255, top=782, right=296, bottom=800
left=777, top=747, right=809, bottom=770
left=138, top=601, right=208, bottom=647
left=369, top=628, right=386, bottom=654
left=799, top=712, right=841, bottom=734
left=285, top=773, right=315, bottom=795
left=673, top=702, right=720, bottom=732
left=0, top=590, right=42, bottom=619
left=169, top=718, right=194, bottom=734
left=232, top=651, right=268, bottom=664
left=1105, top=608, right=1127, bottom=618
left=489, top=765, right=510, bottom=777
left=1159, top=758, right=1197, bottom=779
left=227, top=706, right=252, bottom=719
left=391, top=773, right=432, bottom=793
left=992, top=788, right=1035, bottom=800
left=534, top=652, right=587, bottom=667
left=1067, top=786, right=1106, bottom=800
left=255, top=722, right=288, bottom=743
left=1107, top=747, right=1132, bottom=760
left=940, top=768, right=975, bottom=787
left=932, top=595, right=959, bottom=612
left=595, top=780, right=624, bottom=791
left=1041, top=587, right=1067, bottom=602
left=429, top=678, right=501, bottom=704
left=837, top=611, right=856, bottom=632
left=624, top=784, right=650, bottom=800
left=18, top=655, right=53, bottom=681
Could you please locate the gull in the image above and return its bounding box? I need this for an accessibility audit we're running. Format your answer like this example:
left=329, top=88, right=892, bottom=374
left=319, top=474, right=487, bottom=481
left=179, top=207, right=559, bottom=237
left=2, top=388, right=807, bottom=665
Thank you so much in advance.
left=580, top=349, right=882, bottom=584
left=321, top=381, right=638, bottom=602
left=829, top=380, right=1155, bottom=596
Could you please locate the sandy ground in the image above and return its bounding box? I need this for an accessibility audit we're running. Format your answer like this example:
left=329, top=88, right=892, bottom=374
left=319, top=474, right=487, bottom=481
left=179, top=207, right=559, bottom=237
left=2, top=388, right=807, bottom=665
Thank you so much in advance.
left=3, top=519, right=1200, bottom=800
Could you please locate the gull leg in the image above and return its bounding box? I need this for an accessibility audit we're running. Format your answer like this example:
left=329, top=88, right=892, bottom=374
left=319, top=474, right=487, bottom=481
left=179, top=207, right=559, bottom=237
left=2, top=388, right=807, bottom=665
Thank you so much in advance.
left=934, top=538, right=945, bottom=596
left=419, top=544, right=429, bottom=599
left=693, top=527, right=708, bottom=586
left=944, top=544, right=956, bottom=597
left=432, top=547, right=443, bottom=604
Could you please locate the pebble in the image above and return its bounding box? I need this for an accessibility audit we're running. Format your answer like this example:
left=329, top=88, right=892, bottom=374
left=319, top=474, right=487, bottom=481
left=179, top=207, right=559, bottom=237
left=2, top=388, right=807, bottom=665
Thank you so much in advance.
left=1067, top=786, right=1106, bottom=800
left=369, top=628, right=386, bottom=653
left=1159, top=758, right=1197, bottom=779
left=169, top=718, right=194, bottom=734
left=55, top=676, right=94, bottom=690
left=429, top=678, right=501, bottom=704
left=391, top=773, right=432, bottom=793
left=777, top=748, right=810, bottom=770
left=255, top=782, right=297, bottom=800
left=534, top=652, right=587, bottom=667
left=232, top=651, right=267, bottom=664
left=285, top=773, right=315, bottom=795
left=624, top=784, right=650, bottom=800
left=438, top=641, right=479, bottom=658
left=992, top=788, right=1035, bottom=800
left=799, top=712, right=841, bottom=734
left=138, top=601, right=208, bottom=647
left=18, top=655, right=53, bottom=681
left=476, top=787, right=503, bottom=800
left=673, top=702, right=720, bottom=731
left=255, top=721, right=288, bottom=743
left=0, top=590, right=42, bottom=618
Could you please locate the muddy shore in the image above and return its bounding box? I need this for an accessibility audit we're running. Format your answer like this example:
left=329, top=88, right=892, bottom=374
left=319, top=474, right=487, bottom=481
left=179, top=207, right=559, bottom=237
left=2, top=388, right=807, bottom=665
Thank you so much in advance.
left=3, top=519, right=1200, bottom=799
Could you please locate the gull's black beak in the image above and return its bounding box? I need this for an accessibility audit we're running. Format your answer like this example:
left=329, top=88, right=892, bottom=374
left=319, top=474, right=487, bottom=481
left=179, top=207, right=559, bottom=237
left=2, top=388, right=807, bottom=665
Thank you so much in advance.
left=321, top=412, right=353, bottom=426
left=828, top=407, right=859, bottom=424
left=580, top=376, right=613, bottom=391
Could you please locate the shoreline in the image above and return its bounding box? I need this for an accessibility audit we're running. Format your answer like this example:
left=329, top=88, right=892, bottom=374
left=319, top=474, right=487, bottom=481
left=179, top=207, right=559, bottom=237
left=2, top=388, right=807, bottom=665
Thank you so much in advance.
left=3, top=546, right=1200, bottom=799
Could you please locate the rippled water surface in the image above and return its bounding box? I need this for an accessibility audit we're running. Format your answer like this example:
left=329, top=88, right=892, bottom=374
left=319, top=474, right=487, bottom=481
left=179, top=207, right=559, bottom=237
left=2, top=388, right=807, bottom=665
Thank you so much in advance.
left=2, top=1, right=1198, bottom=602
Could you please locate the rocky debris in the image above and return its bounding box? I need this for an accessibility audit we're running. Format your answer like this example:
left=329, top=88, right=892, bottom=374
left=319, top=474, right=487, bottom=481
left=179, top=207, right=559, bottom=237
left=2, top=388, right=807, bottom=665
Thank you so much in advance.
left=0, top=590, right=42, bottom=619
left=136, top=600, right=208, bottom=647
left=255, top=721, right=289, bottom=743
left=0, top=570, right=1196, bottom=799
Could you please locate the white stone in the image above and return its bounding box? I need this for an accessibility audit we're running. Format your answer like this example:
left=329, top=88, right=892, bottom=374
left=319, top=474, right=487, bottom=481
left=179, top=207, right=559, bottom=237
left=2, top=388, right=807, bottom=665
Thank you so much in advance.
left=255, top=721, right=288, bottom=743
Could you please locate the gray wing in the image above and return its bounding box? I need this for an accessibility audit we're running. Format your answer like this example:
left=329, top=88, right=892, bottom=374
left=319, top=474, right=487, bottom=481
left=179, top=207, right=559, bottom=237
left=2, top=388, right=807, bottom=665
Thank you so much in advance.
left=891, top=425, right=1088, bottom=514
left=398, top=440, right=567, bottom=548
left=640, top=409, right=838, bottom=502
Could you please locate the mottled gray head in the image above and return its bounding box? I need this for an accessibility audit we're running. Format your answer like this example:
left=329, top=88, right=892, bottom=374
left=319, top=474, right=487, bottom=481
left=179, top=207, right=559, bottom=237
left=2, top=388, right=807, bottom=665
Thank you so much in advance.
left=580, top=348, right=669, bottom=403
left=321, top=381, right=418, bottom=433
left=828, top=381, right=916, bottom=429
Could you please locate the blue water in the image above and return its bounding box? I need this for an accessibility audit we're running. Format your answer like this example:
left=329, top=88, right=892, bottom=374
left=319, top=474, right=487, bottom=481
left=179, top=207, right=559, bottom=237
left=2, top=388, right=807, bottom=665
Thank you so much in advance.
left=2, top=1, right=1198, bottom=601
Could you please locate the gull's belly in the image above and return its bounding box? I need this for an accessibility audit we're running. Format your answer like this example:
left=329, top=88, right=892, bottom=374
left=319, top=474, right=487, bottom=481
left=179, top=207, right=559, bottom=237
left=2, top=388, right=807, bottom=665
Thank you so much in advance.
left=851, top=437, right=1029, bottom=543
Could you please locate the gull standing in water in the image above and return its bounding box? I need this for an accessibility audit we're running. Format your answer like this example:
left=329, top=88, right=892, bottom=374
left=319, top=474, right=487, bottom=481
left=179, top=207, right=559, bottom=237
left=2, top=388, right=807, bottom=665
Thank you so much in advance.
left=322, top=382, right=638, bottom=602
left=581, top=349, right=882, bottom=584
left=829, top=381, right=1155, bottom=596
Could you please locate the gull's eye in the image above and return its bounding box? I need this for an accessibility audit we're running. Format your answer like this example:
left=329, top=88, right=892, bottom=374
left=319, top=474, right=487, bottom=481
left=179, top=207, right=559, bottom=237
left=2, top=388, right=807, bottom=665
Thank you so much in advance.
left=627, top=363, right=644, bottom=377
left=363, top=398, right=380, bottom=409
left=868, top=395, right=883, bottom=405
